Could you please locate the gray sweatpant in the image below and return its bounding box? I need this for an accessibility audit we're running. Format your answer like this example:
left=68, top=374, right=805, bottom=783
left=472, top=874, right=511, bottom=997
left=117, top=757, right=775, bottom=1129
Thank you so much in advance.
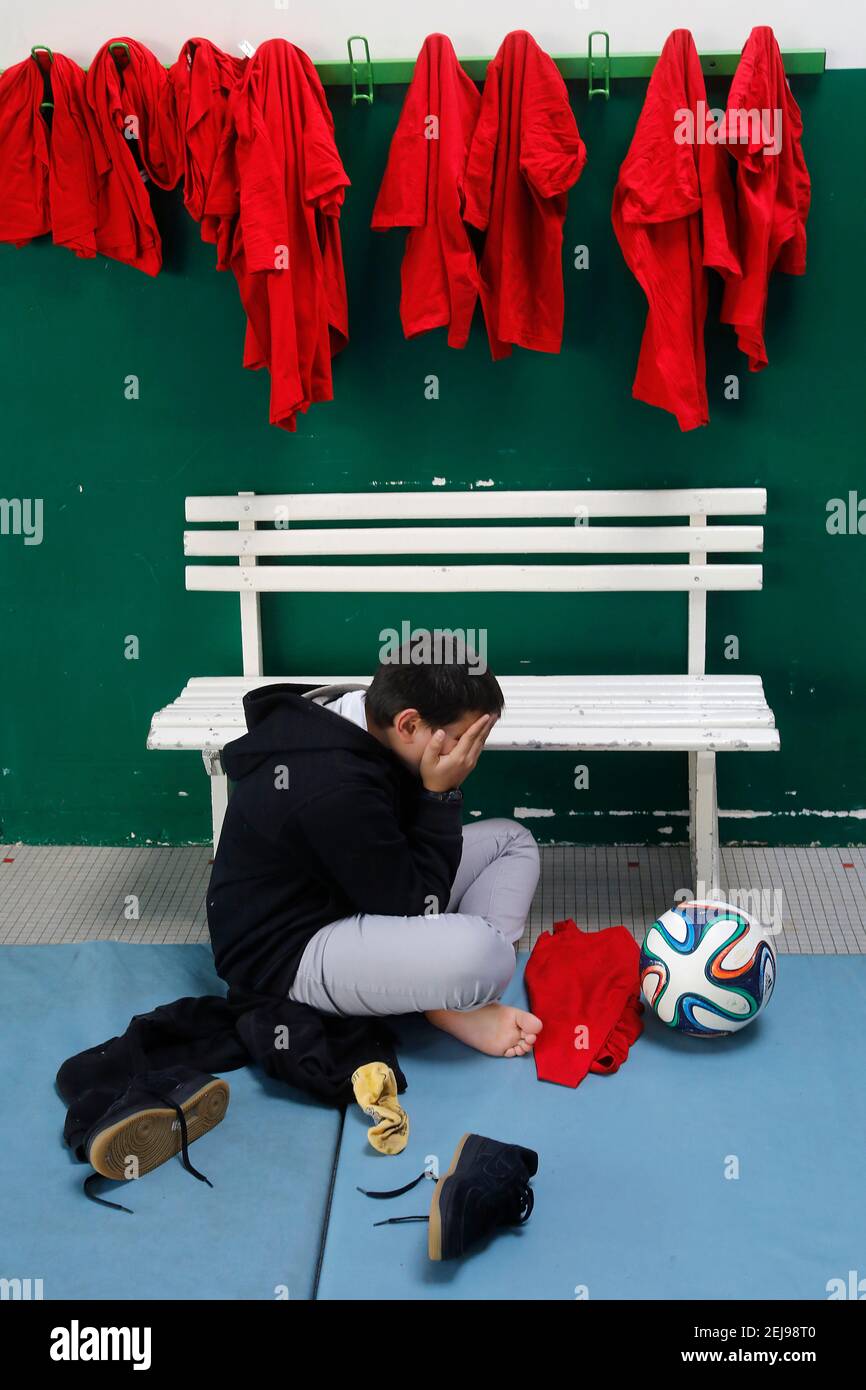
left=287, top=819, right=540, bottom=1017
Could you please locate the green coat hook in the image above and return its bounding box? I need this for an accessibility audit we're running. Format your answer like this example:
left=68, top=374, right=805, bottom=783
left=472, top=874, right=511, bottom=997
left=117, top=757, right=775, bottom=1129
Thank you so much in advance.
left=347, top=35, right=374, bottom=105
left=31, top=45, right=54, bottom=64
left=588, top=31, right=611, bottom=100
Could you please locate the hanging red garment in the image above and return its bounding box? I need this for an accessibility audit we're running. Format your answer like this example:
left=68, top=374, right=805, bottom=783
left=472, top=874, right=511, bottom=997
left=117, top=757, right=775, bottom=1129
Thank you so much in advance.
left=611, top=29, right=741, bottom=431
left=48, top=55, right=100, bottom=257
left=371, top=34, right=480, bottom=348
left=0, top=52, right=97, bottom=255
left=720, top=27, right=811, bottom=372
left=169, top=38, right=246, bottom=250
left=207, top=39, right=350, bottom=431
left=0, top=56, right=51, bottom=245
left=524, top=920, right=644, bottom=1089
left=462, top=31, right=586, bottom=359
left=85, top=38, right=182, bottom=275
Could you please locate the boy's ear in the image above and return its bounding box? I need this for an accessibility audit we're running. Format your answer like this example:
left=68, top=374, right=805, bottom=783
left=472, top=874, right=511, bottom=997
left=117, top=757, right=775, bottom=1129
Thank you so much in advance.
left=392, top=708, right=423, bottom=743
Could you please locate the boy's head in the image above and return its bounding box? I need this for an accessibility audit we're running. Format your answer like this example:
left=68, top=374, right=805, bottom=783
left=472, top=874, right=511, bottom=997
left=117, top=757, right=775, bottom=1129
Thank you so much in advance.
left=365, top=650, right=504, bottom=773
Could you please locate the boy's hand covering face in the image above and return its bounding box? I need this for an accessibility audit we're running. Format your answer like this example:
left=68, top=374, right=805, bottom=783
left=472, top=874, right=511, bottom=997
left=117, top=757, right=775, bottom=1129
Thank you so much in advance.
left=419, top=713, right=496, bottom=793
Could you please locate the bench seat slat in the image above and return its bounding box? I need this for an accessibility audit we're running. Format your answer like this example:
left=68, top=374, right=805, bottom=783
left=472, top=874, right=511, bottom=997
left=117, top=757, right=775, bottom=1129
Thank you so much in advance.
left=180, top=673, right=768, bottom=690
left=151, top=711, right=775, bottom=730
left=148, top=674, right=779, bottom=755
left=151, top=694, right=775, bottom=718
left=163, top=693, right=773, bottom=714
left=148, top=722, right=780, bottom=754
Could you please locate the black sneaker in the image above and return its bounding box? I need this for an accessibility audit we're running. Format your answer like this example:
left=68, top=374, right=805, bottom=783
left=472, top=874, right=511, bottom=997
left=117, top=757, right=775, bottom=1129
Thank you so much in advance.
left=83, top=1068, right=229, bottom=1212
left=428, top=1133, right=538, bottom=1260
left=361, top=1132, right=538, bottom=1261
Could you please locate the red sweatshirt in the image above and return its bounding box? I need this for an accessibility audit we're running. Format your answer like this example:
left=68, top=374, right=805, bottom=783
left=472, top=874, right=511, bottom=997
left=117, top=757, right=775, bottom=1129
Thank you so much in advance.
left=0, top=56, right=52, bottom=245
left=169, top=38, right=246, bottom=251
left=84, top=38, right=182, bottom=275
left=371, top=33, right=480, bottom=347
left=612, top=29, right=741, bottom=431
left=208, top=39, right=350, bottom=431
left=720, top=27, right=811, bottom=371
left=524, top=920, right=644, bottom=1088
left=463, top=30, right=586, bottom=359
left=0, top=52, right=97, bottom=255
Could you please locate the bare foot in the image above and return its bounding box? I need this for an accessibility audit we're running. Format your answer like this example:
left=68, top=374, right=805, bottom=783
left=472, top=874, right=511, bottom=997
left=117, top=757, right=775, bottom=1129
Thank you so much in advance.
left=425, top=1002, right=543, bottom=1058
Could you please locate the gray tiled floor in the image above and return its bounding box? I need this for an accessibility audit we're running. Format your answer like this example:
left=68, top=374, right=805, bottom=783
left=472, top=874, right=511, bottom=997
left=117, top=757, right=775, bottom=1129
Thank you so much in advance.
left=2, top=843, right=865, bottom=953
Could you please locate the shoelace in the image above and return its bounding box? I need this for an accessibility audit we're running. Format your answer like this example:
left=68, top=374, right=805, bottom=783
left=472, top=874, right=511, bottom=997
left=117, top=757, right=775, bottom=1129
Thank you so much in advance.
left=356, top=1171, right=427, bottom=1200
left=504, top=1178, right=535, bottom=1225
left=84, top=1085, right=213, bottom=1214
left=361, top=1172, right=535, bottom=1228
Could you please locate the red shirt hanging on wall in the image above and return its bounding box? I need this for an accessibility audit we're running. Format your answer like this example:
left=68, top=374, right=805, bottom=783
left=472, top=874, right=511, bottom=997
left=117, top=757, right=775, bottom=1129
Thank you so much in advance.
left=84, top=37, right=182, bottom=276
left=0, top=57, right=50, bottom=245
left=371, top=33, right=480, bottom=347
left=0, top=52, right=97, bottom=255
left=463, top=30, right=587, bottom=359
left=611, top=29, right=741, bottom=430
left=720, top=26, right=811, bottom=371
left=169, top=38, right=247, bottom=252
left=207, top=39, right=350, bottom=431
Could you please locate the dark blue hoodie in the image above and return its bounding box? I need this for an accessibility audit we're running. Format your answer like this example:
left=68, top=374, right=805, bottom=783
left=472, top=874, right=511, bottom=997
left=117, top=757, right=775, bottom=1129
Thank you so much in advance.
left=206, top=683, right=464, bottom=997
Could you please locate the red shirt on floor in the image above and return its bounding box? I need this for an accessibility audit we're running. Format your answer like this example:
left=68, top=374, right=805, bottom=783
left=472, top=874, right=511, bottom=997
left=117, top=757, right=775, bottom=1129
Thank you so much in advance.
left=525, top=919, right=644, bottom=1088
left=463, top=30, right=587, bottom=359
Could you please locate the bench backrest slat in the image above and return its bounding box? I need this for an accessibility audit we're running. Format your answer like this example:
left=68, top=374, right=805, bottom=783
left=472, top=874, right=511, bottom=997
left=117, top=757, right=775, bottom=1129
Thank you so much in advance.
left=187, top=563, right=762, bottom=593
left=184, top=524, right=764, bottom=557
left=185, top=488, right=766, bottom=523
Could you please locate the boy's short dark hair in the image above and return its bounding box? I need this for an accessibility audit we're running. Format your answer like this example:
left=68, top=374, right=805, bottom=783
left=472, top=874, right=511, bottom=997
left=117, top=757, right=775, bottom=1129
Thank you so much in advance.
left=367, top=651, right=504, bottom=729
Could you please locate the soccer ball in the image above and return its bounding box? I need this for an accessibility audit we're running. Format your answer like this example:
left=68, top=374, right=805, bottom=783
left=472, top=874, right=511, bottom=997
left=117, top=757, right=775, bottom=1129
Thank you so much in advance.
left=639, top=900, right=777, bottom=1037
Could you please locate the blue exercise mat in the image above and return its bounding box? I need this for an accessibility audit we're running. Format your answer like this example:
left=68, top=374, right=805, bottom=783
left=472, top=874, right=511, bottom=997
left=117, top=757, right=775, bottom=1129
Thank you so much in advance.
left=317, top=953, right=866, bottom=1300
left=0, top=942, right=341, bottom=1301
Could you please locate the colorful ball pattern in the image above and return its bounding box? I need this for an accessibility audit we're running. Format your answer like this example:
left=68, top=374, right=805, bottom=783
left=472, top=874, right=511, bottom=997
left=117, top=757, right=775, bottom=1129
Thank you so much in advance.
left=640, top=900, right=777, bottom=1037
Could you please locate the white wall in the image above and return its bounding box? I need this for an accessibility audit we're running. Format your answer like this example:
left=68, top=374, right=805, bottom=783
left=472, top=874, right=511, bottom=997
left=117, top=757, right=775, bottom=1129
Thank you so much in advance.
left=2, top=0, right=862, bottom=72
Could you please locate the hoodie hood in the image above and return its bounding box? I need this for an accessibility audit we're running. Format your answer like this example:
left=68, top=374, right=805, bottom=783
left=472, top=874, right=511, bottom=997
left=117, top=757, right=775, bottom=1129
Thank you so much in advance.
left=221, top=682, right=388, bottom=779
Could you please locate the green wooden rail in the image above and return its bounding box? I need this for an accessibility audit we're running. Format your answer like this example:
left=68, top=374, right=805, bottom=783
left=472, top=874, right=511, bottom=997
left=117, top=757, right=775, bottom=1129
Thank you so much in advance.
left=317, top=48, right=827, bottom=85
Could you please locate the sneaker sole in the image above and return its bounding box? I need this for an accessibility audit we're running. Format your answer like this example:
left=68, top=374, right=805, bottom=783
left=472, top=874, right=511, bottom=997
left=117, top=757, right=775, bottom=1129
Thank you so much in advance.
left=87, top=1078, right=230, bottom=1181
left=428, top=1132, right=472, bottom=1261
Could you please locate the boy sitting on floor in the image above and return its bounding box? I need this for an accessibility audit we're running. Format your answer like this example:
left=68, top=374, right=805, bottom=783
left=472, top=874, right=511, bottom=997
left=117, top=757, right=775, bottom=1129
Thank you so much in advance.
left=206, top=651, right=542, bottom=1058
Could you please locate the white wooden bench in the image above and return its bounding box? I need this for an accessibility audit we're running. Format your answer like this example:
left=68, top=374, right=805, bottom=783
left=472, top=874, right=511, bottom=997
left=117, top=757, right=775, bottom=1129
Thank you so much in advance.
left=147, top=488, right=779, bottom=895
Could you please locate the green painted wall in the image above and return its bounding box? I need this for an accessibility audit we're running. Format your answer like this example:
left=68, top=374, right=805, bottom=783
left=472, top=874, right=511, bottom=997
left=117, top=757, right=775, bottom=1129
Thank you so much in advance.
left=1, top=71, right=864, bottom=847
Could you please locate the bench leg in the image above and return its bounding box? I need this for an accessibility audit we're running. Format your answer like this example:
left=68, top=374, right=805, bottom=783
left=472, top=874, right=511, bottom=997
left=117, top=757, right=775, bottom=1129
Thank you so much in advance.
left=689, top=750, right=720, bottom=899
left=202, top=751, right=228, bottom=854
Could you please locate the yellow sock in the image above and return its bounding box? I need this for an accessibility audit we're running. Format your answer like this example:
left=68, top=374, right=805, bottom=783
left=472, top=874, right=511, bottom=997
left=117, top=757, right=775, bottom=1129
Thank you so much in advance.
left=351, top=1062, right=409, bottom=1155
